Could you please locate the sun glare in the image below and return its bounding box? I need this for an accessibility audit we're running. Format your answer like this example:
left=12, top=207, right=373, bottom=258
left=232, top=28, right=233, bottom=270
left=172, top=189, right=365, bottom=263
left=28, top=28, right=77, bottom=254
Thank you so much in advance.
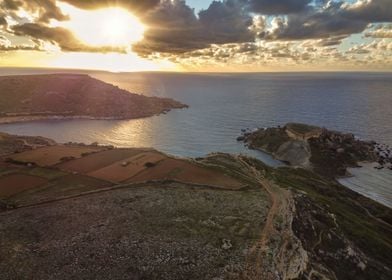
left=55, top=4, right=145, bottom=47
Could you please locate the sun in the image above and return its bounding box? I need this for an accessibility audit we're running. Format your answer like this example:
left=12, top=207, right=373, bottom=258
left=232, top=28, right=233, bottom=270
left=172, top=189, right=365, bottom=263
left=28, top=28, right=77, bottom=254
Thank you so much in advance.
left=55, top=4, right=145, bottom=47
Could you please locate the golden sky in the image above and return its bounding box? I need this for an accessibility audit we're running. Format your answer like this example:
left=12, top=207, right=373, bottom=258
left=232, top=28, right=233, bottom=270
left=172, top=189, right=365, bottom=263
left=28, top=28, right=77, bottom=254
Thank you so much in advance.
left=0, top=0, right=391, bottom=72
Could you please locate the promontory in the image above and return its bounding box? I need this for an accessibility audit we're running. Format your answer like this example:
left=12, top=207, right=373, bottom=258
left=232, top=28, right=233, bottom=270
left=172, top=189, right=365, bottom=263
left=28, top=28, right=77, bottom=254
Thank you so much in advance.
left=0, top=74, right=187, bottom=123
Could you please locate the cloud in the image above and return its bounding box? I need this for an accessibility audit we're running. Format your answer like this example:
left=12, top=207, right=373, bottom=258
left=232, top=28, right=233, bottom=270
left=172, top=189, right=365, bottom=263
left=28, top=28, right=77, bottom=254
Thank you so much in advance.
left=11, top=23, right=126, bottom=53
left=133, top=0, right=254, bottom=56
left=365, top=24, right=392, bottom=38
left=0, top=16, right=7, bottom=26
left=343, top=0, right=392, bottom=22
left=1, top=0, right=69, bottom=23
left=0, top=34, right=41, bottom=51
left=262, top=2, right=368, bottom=41
left=60, top=0, right=160, bottom=14
left=247, top=0, right=312, bottom=15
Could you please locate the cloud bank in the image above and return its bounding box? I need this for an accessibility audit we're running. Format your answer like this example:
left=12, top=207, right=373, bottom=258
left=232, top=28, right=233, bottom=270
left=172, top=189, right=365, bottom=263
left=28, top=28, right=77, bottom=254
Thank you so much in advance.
left=0, top=0, right=391, bottom=70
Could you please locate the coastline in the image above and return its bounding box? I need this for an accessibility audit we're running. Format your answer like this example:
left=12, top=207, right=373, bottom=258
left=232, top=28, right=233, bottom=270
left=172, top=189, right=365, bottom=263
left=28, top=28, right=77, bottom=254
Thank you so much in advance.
left=0, top=110, right=177, bottom=124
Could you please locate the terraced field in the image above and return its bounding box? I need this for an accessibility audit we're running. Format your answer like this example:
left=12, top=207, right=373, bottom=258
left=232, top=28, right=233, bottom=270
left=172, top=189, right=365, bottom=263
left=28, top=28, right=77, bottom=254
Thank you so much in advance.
left=8, top=145, right=104, bottom=166
left=0, top=142, right=246, bottom=207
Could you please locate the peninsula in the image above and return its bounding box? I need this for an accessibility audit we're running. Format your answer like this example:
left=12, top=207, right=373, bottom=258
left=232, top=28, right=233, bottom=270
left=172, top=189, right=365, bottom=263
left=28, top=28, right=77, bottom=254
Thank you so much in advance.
left=238, top=123, right=391, bottom=178
left=0, top=74, right=187, bottom=123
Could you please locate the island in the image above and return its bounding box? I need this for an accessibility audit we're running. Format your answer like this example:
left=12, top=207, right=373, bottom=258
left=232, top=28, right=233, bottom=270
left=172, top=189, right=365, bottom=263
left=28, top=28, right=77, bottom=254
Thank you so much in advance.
left=0, top=74, right=188, bottom=123
left=0, top=131, right=391, bottom=279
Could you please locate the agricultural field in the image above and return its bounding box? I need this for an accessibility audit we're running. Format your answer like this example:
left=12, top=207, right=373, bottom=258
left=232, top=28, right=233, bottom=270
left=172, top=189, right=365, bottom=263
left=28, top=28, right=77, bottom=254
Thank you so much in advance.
left=0, top=144, right=245, bottom=207
left=7, top=145, right=104, bottom=166
left=128, top=158, right=245, bottom=189
left=56, top=148, right=148, bottom=173
left=0, top=173, right=47, bottom=198
left=87, top=151, right=166, bottom=183
left=11, top=174, right=112, bottom=206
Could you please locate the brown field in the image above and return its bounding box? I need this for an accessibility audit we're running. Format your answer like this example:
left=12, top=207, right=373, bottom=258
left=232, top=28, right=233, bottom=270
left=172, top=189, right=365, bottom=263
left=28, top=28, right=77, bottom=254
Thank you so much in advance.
left=0, top=173, right=47, bottom=198
left=87, top=151, right=166, bottom=183
left=127, top=158, right=244, bottom=189
left=11, top=174, right=112, bottom=206
left=57, top=148, right=148, bottom=174
left=8, top=145, right=104, bottom=166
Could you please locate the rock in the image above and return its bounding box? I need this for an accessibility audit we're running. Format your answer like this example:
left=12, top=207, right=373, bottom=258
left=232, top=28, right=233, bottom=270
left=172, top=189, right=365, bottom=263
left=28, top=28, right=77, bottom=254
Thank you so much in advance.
left=222, top=239, right=232, bottom=250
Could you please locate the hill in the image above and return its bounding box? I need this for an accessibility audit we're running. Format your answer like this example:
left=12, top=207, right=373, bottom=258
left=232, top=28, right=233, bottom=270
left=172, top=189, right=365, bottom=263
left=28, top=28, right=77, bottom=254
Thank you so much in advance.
left=0, top=132, right=390, bottom=279
left=0, top=74, right=187, bottom=123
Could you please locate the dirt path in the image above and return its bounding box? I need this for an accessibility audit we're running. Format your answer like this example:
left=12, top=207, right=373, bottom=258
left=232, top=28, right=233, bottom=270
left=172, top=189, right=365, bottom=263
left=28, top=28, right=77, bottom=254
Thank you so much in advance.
left=238, top=156, right=307, bottom=280
left=237, top=156, right=282, bottom=279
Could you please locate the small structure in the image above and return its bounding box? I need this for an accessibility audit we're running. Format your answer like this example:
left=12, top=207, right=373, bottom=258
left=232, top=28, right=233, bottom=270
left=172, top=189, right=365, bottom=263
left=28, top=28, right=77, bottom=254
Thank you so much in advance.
left=285, top=123, right=322, bottom=141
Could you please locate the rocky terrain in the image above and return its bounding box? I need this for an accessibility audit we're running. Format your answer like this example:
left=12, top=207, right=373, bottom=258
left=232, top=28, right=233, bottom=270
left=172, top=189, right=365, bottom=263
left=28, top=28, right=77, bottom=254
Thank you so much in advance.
left=0, top=132, right=391, bottom=279
left=0, top=132, right=55, bottom=156
left=238, top=123, right=388, bottom=178
left=0, top=74, right=187, bottom=123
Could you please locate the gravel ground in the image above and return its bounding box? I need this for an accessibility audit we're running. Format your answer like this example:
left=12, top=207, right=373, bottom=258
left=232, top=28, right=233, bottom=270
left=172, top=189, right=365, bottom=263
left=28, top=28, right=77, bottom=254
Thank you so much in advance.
left=0, top=182, right=269, bottom=280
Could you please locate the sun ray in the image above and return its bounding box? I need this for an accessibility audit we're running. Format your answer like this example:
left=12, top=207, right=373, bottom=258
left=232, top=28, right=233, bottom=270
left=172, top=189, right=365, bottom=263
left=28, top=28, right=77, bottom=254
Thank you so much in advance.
left=53, top=4, right=146, bottom=47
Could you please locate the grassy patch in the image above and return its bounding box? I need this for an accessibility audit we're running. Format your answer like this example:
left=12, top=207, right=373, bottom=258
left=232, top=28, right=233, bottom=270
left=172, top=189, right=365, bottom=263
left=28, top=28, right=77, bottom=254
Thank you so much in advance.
left=22, top=167, right=67, bottom=180
left=247, top=128, right=290, bottom=153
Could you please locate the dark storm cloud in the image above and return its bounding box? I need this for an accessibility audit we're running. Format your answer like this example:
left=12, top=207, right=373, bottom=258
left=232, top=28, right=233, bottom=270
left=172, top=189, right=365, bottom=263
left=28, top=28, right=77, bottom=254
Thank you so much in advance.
left=132, top=0, right=254, bottom=56
left=12, top=23, right=126, bottom=53
left=261, top=1, right=392, bottom=41
left=247, top=0, right=312, bottom=15
left=60, top=0, right=160, bottom=14
left=133, top=0, right=392, bottom=56
left=262, top=2, right=368, bottom=41
left=343, top=0, right=392, bottom=22
left=199, top=0, right=254, bottom=43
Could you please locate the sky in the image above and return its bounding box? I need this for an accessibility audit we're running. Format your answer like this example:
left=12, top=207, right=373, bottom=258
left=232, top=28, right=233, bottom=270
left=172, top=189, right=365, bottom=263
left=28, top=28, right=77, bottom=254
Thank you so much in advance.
left=0, top=0, right=391, bottom=72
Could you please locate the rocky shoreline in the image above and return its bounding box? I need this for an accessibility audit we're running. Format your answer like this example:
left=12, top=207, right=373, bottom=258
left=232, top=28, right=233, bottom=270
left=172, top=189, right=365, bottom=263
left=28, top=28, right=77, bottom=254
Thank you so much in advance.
left=0, top=109, right=181, bottom=124
left=237, top=123, right=391, bottom=178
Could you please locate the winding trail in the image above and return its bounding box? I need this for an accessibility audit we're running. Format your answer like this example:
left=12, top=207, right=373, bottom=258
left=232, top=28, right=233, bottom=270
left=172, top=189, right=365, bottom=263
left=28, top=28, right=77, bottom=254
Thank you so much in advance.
left=238, top=156, right=282, bottom=279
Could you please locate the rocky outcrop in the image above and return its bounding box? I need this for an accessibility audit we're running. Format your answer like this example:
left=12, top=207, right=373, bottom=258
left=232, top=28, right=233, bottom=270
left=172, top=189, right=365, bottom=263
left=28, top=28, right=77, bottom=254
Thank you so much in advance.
left=275, top=140, right=312, bottom=168
left=239, top=123, right=381, bottom=178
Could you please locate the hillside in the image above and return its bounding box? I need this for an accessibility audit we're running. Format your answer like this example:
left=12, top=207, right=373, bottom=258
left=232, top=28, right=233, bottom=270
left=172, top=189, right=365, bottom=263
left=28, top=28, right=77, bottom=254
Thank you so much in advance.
left=0, top=133, right=390, bottom=279
left=0, top=74, right=187, bottom=122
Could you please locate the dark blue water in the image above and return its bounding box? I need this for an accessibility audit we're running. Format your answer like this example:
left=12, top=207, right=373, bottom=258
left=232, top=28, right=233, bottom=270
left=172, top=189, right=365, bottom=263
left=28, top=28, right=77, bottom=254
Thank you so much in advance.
left=0, top=71, right=391, bottom=157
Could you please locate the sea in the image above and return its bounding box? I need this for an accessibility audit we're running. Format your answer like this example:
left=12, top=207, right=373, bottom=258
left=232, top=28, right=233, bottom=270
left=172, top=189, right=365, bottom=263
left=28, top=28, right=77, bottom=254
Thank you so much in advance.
left=0, top=68, right=391, bottom=207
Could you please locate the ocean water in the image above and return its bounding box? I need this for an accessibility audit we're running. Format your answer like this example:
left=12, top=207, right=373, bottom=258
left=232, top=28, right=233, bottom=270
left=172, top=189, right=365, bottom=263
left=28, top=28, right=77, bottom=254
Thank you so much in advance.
left=0, top=69, right=391, bottom=206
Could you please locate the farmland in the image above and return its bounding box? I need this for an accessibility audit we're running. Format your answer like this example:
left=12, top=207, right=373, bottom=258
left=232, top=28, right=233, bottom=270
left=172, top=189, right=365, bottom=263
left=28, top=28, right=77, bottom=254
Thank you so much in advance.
left=0, top=133, right=246, bottom=207
left=8, top=145, right=105, bottom=166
